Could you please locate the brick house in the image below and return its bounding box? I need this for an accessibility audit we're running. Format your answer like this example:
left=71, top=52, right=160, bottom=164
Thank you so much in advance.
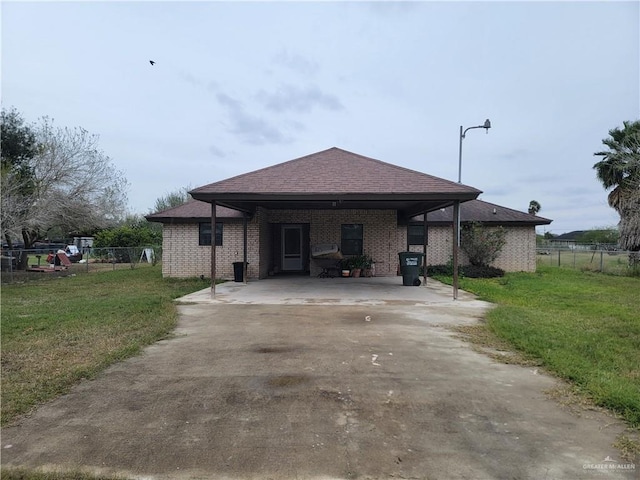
left=146, top=148, right=551, bottom=280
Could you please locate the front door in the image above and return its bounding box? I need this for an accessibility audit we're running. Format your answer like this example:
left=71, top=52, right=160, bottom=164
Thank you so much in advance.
left=282, top=225, right=303, bottom=271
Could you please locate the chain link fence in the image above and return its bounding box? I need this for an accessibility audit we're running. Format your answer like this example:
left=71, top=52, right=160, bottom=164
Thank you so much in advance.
left=1, top=246, right=161, bottom=284
left=537, top=247, right=639, bottom=276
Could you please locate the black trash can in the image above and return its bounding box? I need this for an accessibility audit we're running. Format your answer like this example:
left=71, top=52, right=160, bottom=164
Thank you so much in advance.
left=398, top=252, right=424, bottom=286
left=232, top=261, right=246, bottom=282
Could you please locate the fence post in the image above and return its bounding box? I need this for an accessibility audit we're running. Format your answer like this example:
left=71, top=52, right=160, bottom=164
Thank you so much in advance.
left=558, top=249, right=561, bottom=267
left=9, top=250, right=14, bottom=283
left=600, top=251, right=604, bottom=272
left=573, top=250, right=576, bottom=268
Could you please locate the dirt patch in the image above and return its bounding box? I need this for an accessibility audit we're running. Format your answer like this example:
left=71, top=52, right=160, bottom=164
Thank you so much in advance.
left=253, top=345, right=300, bottom=354
left=266, top=375, right=309, bottom=388
left=614, top=433, right=640, bottom=463
left=452, top=323, right=542, bottom=367
left=317, top=389, right=352, bottom=404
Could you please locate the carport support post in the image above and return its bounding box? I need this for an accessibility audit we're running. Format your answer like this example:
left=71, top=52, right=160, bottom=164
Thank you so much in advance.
left=243, top=212, right=248, bottom=284
left=452, top=201, right=460, bottom=300
left=211, top=201, right=217, bottom=297
left=423, top=215, right=428, bottom=286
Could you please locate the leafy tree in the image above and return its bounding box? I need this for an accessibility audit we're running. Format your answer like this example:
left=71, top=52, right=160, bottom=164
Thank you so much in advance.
left=593, top=120, right=640, bottom=263
left=93, top=223, right=160, bottom=263
left=152, top=187, right=191, bottom=213
left=121, top=214, right=162, bottom=244
left=461, top=222, right=507, bottom=267
left=0, top=110, right=129, bottom=268
left=528, top=200, right=541, bottom=215
left=93, top=225, right=159, bottom=248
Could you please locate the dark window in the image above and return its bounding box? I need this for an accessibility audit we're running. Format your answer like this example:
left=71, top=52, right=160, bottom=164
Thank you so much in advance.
left=199, top=222, right=223, bottom=246
left=341, top=224, right=363, bottom=255
left=408, top=224, right=427, bottom=246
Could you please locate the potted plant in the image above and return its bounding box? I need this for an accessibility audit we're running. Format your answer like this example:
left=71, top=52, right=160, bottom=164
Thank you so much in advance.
left=362, top=254, right=374, bottom=277
left=349, top=254, right=368, bottom=278
left=341, top=257, right=354, bottom=277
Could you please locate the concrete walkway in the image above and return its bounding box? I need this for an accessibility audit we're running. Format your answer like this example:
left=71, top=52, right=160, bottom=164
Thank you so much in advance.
left=2, top=277, right=635, bottom=479
left=178, top=275, right=483, bottom=307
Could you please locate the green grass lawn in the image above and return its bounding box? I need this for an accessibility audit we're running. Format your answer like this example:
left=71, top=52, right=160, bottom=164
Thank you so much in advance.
left=1, top=266, right=210, bottom=425
left=450, top=266, right=640, bottom=426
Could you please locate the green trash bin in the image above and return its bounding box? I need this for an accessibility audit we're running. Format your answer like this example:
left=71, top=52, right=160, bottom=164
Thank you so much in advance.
left=398, top=252, right=424, bottom=286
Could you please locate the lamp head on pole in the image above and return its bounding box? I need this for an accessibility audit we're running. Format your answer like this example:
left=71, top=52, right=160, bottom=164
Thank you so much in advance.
left=483, top=119, right=491, bottom=133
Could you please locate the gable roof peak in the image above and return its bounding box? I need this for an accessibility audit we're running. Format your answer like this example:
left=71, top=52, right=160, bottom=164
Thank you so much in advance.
left=191, top=147, right=480, bottom=196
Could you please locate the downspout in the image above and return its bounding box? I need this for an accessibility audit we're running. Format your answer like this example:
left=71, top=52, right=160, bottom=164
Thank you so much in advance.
left=211, top=200, right=216, bottom=298
left=452, top=201, right=460, bottom=300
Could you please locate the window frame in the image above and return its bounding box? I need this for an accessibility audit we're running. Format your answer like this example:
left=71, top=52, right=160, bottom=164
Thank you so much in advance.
left=407, top=223, right=427, bottom=247
left=341, top=224, right=363, bottom=256
left=198, top=222, right=223, bottom=246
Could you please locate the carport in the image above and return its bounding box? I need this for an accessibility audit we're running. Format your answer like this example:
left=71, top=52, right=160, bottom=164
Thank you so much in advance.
left=177, top=273, right=485, bottom=306
left=190, top=148, right=481, bottom=299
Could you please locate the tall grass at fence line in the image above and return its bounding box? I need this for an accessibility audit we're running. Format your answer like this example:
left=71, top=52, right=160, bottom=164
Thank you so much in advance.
left=537, top=248, right=638, bottom=276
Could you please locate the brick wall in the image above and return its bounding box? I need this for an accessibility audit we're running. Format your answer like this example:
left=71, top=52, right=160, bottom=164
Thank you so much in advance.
left=264, top=209, right=398, bottom=277
left=493, top=227, right=537, bottom=272
left=160, top=214, right=538, bottom=278
left=161, top=219, right=261, bottom=279
left=404, top=225, right=537, bottom=272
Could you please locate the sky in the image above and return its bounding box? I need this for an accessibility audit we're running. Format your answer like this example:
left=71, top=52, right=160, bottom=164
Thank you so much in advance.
left=2, top=1, right=638, bottom=235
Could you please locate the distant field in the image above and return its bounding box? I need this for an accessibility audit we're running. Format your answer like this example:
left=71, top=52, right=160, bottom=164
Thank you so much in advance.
left=537, top=249, right=634, bottom=275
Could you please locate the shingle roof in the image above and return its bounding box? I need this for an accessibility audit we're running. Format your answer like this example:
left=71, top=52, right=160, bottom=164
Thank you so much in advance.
left=412, top=199, right=552, bottom=225
left=145, top=200, right=243, bottom=223
left=190, top=147, right=480, bottom=196
left=146, top=198, right=552, bottom=226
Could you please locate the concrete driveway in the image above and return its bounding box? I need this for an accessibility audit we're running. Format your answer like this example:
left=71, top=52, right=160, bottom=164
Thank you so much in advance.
left=2, top=277, right=635, bottom=479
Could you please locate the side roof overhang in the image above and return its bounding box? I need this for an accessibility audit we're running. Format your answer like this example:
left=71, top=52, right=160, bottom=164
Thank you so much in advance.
left=189, top=147, right=482, bottom=219
left=412, top=199, right=553, bottom=226
left=146, top=201, right=243, bottom=224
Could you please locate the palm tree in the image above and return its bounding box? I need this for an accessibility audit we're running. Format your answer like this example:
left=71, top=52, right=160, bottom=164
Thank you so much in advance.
left=593, top=120, right=640, bottom=264
left=528, top=200, right=541, bottom=215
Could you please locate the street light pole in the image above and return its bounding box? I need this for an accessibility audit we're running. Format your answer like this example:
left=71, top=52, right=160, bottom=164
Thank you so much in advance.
left=458, top=119, right=491, bottom=185
left=453, top=118, right=491, bottom=300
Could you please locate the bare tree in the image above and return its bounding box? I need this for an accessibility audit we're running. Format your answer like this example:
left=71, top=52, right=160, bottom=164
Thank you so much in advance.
left=1, top=112, right=129, bottom=267
left=1, top=167, right=34, bottom=246
left=1, top=108, right=38, bottom=248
